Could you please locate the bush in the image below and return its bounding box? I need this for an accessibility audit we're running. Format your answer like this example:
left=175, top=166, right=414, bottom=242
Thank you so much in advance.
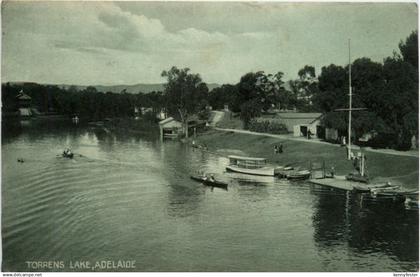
left=143, top=111, right=159, bottom=123
left=198, top=109, right=211, bottom=121
left=248, top=119, right=288, bottom=134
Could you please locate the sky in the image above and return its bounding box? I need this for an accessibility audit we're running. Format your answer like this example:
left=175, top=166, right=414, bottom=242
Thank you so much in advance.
left=1, top=1, right=418, bottom=86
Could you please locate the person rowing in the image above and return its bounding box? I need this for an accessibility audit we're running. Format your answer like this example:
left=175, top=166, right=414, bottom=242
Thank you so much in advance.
left=209, top=174, right=215, bottom=182
left=63, top=148, right=74, bottom=158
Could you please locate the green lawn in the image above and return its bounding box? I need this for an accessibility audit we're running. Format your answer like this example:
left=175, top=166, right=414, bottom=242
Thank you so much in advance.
left=195, top=129, right=419, bottom=189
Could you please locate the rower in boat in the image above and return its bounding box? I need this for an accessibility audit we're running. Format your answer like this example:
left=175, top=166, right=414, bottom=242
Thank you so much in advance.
left=62, top=148, right=74, bottom=159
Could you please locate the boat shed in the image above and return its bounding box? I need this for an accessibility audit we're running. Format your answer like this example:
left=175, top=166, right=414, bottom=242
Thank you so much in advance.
left=159, top=117, right=183, bottom=140
left=274, top=112, right=323, bottom=138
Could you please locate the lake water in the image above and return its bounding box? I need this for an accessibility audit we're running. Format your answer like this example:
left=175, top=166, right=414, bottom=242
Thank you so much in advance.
left=2, top=120, right=418, bottom=272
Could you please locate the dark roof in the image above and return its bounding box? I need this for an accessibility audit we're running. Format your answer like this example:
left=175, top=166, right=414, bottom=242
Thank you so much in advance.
left=276, top=112, right=322, bottom=119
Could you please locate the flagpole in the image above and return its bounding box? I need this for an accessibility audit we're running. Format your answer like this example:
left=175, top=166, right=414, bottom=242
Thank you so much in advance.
left=348, top=39, right=352, bottom=160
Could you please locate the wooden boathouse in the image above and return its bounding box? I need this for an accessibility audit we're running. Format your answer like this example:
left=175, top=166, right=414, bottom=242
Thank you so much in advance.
left=159, top=117, right=183, bottom=140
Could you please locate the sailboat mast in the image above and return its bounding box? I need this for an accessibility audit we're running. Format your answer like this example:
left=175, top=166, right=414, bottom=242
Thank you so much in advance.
left=348, top=39, right=352, bottom=160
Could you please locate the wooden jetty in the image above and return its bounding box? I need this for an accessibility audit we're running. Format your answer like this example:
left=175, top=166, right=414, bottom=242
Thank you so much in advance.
left=309, top=175, right=370, bottom=191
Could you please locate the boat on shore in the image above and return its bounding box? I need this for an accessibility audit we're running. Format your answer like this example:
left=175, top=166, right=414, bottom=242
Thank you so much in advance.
left=190, top=175, right=228, bottom=189
left=275, top=165, right=311, bottom=180
left=226, top=155, right=275, bottom=176
left=286, top=170, right=311, bottom=180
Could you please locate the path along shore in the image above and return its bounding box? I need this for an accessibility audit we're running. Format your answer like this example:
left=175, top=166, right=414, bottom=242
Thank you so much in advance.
left=194, top=112, right=419, bottom=190
left=214, top=127, right=419, bottom=158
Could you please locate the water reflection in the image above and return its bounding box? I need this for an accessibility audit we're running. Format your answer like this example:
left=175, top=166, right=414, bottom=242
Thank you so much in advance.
left=311, top=185, right=419, bottom=271
left=159, top=141, right=206, bottom=218
left=2, top=119, right=418, bottom=272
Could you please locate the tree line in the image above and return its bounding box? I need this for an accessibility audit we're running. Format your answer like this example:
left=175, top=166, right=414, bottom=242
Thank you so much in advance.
left=2, top=31, right=417, bottom=150
left=205, top=31, right=418, bottom=150
left=1, top=83, right=166, bottom=121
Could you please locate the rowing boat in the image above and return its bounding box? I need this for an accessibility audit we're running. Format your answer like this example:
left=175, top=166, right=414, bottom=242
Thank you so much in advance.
left=286, top=170, right=311, bottom=180
left=190, top=175, right=228, bottom=189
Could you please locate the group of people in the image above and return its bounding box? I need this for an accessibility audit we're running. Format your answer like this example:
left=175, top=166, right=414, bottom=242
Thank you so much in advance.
left=200, top=171, right=216, bottom=182
left=274, top=144, right=283, bottom=154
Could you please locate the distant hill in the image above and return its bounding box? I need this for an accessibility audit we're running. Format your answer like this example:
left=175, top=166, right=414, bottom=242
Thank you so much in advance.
left=58, top=83, right=165, bottom=94
left=4, top=82, right=221, bottom=94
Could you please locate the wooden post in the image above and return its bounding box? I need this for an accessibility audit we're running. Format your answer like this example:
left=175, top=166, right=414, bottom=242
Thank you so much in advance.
left=360, top=153, right=365, bottom=176
left=185, top=121, right=189, bottom=138
left=160, top=126, right=163, bottom=141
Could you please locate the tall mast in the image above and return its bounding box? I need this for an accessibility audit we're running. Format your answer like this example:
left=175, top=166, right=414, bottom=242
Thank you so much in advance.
left=348, top=39, right=352, bottom=160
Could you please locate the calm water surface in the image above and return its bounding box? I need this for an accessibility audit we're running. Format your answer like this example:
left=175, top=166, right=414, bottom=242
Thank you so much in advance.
left=2, top=121, right=418, bottom=271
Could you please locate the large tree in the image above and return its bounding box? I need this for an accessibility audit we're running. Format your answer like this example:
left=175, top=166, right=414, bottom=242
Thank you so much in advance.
left=289, top=65, right=319, bottom=112
left=235, top=71, right=288, bottom=125
left=161, top=66, right=208, bottom=138
left=314, top=31, right=418, bottom=150
left=399, top=30, right=418, bottom=69
left=208, top=84, right=238, bottom=111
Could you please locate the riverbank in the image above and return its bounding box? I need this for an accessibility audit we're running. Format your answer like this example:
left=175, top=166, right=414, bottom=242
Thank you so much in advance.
left=194, top=129, right=419, bottom=190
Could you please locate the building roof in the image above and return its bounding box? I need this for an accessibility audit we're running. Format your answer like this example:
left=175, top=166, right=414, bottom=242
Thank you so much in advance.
left=159, top=117, right=176, bottom=125
left=276, top=112, right=322, bottom=119
left=228, top=155, right=266, bottom=161
left=159, top=117, right=183, bottom=129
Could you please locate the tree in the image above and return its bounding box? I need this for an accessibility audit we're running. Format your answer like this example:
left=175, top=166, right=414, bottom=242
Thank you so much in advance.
left=161, top=66, right=208, bottom=138
left=313, top=64, right=347, bottom=112
left=235, top=71, right=289, bottom=127
left=399, top=30, right=418, bottom=69
left=209, top=84, right=238, bottom=111
left=381, top=56, right=418, bottom=149
left=314, top=30, right=418, bottom=150
left=290, top=65, right=319, bottom=112
left=240, top=99, right=262, bottom=129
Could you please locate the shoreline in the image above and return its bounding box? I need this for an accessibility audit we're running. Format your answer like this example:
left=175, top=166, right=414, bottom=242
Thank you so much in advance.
left=194, top=128, right=419, bottom=190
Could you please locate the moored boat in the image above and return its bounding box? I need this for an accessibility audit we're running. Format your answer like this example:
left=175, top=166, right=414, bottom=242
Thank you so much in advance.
left=226, top=155, right=275, bottom=176
left=286, top=170, right=311, bottom=180
left=352, top=185, right=370, bottom=193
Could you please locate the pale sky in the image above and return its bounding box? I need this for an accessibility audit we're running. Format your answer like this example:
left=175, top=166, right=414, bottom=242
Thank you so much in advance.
left=1, top=1, right=418, bottom=85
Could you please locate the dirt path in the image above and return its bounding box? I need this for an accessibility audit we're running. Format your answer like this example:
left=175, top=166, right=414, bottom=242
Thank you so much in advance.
left=209, top=110, right=225, bottom=126
left=214, top=127, right=419, bottom=158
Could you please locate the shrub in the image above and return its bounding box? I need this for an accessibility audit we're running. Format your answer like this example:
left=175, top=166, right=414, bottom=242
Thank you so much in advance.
left=248, top=119, right=288, bottom=134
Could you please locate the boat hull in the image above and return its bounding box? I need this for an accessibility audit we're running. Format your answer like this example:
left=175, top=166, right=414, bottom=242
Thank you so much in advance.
left=190, top=176, right=228, bottom=189
left=287, top=171, right=311, bottom=180
left=226, top=165, right=275, bottom=176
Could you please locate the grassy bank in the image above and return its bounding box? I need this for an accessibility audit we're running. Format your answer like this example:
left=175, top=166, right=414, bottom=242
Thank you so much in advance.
left=195, top=129, right=419, bottom=189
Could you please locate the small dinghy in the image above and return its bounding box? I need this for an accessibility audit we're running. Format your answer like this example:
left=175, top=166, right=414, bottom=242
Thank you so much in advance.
left=190, top=175, right=228, bottom=189
left=286, top=170, right=311, bottom=181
